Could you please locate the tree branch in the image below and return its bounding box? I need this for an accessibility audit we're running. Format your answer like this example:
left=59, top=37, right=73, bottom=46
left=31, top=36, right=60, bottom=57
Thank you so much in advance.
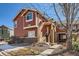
left=71, top=4, right=79, bottom=23
left=53, top=3, right=67, bottom=28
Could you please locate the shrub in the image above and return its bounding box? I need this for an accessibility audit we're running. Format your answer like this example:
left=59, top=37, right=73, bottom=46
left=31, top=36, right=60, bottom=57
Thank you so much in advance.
left=72, top=41, right=79, bottom=51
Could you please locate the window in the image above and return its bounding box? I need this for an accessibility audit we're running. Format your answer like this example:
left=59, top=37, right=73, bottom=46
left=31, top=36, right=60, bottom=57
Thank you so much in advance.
left=26, top=12, right=33, bottom=21
left=14, top=21, right=17, bottom=27
left=28, top=31, right=35, bottom=37
left=60, top=34, right=66, bottom=40
left=62, top=35, right=66, bottom=39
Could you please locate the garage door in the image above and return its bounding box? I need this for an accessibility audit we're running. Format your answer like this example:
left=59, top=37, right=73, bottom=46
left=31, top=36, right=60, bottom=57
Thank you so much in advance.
left=28, top=31, right=35, bottom=37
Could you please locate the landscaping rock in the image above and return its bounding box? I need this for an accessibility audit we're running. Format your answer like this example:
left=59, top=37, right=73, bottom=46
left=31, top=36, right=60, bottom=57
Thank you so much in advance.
left=40, top=49, right=54, bottom=55
left=39, top=44, right=66, bottom=56
left=49, top=44, right=63, bottom=49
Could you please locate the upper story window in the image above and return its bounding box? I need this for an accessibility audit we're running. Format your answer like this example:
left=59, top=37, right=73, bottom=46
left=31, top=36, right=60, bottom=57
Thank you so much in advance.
left=26, top=12, right=33, bottom=21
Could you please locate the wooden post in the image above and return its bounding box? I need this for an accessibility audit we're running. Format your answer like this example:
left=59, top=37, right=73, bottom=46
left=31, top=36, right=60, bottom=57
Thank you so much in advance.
left=50, top=24, right=54, bottom=43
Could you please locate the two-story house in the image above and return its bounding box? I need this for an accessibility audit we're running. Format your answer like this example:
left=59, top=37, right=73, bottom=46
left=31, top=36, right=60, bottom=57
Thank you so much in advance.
left=0, top=25, right=10, bottom=41
left=13, top=9, right=56, bottom=44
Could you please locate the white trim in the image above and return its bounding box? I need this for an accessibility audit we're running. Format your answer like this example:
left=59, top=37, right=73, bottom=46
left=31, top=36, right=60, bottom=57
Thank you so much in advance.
left=23, top=25, right=38, bottom=29
left=26, top=19, right=33, bottom=22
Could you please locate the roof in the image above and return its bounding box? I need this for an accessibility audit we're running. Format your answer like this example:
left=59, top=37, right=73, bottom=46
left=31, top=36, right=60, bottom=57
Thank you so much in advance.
left=0, top=25, right=8, bottom=29
left=43, top=22, right=52, bottom=25
left=56, top=26, right=66, bottom=33
left=13, top=8, right=49, bottom=21
left=56, top=28, right=66, bottom=33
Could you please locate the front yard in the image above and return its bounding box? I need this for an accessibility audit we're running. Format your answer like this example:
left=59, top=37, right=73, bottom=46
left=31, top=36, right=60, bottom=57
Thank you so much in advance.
left=0, top=42, right=50, bottom=56
left=0, top=39, right=79, bottom=56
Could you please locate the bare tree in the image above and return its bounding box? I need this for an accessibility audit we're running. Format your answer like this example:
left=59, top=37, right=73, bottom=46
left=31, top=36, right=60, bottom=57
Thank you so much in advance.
left=53, top=3, right=79, bottom=50
left=29, top=3, right=79, bottom=50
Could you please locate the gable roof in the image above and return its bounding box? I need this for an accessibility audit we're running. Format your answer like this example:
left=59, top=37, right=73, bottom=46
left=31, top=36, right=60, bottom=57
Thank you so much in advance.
left=0, top=25, right=8, bottom=29
left=13, top=8, right=49, bottom=21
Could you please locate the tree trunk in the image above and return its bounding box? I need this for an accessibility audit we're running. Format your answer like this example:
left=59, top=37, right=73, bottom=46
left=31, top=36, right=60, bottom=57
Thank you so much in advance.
left=66, top=28, right=72, bottom=50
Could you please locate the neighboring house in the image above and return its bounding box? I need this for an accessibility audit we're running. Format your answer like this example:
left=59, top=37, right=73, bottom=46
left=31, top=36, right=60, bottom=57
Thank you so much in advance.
left=0, top=25, right=10, bottom=40
left=56, top=23, right=79, bottom=43
left=13, top=9, right=56, bottom=44
left=56, top=25, right=67, bottom=43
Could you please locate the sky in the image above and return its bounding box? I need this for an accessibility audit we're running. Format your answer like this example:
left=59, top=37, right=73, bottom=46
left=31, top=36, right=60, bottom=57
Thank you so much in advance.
left=0, top=3, right=60, bottom=28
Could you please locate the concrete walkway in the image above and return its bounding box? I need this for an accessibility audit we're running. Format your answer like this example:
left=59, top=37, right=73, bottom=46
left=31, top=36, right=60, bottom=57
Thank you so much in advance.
left=39, top=44, right=67, bottom=56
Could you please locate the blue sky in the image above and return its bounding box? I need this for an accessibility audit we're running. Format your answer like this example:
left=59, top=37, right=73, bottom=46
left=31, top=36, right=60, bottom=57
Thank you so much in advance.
left=0, top=3, right=59, bottom=28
